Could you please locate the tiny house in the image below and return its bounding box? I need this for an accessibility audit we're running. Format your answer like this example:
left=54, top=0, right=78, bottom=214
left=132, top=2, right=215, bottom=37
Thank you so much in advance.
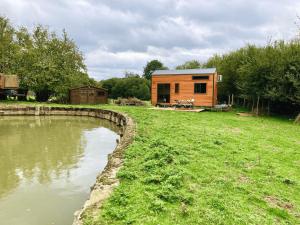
left=151, top=68, right=218, bottom=107
left=69, top=86, right=108, bottom=104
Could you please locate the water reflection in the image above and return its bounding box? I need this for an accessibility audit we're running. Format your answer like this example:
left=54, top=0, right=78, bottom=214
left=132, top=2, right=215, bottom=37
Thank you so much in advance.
left=0, top=116, right=119, bottom=225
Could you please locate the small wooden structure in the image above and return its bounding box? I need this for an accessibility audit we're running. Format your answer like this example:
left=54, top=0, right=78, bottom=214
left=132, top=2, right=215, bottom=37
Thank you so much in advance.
left=69, top=86, right=108, bottom=104
left=151, top=68, right=219, bottom=107
left=0, top=74, right=19, bottom=90
left=0, top=74, right=25, bottom=99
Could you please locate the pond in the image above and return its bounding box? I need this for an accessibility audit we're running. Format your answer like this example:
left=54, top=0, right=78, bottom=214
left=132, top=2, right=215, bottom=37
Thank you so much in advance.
left=0, top=116, right=120, bottom=225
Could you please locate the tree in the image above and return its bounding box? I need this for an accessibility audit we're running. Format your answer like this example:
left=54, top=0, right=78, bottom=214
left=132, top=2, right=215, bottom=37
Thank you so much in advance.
left=0, top=17, right=18, bottom=74
left=176, top=60, right=201, bottom=69
left=100, top=76, right=150, bottom=100
left=143, top=59, right=167, bottom=80
left=0, top=17, right=93, bottom=102
left=204, top=39, right=300, bottom=116
left=124, top=71, right=140, bottom=78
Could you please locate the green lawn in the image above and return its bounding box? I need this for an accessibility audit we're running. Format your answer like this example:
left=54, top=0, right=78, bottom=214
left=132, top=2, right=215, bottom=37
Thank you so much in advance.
left=1, top=102, right=300, bottom=224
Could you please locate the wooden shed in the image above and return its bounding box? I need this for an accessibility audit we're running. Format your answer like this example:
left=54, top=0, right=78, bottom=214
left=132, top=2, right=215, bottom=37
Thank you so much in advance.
left=0, top=74, right=19, bottom=90
left=151, top=68, right=219, bottom=107
left=69, top=86, right=108, bottom=104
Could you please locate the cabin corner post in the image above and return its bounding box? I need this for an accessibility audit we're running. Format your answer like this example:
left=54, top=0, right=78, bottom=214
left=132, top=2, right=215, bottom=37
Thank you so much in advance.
left=212, top=73, right=215, bottom=107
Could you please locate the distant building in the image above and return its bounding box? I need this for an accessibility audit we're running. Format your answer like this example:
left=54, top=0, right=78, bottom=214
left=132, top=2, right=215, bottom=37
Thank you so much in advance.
left=0, top=73, right=23, bottom=100
left=69, top=86, right=108, bottom=104
left=151, top=68, right=218, bottom=107
left=0, top=73, right=19, bottom=90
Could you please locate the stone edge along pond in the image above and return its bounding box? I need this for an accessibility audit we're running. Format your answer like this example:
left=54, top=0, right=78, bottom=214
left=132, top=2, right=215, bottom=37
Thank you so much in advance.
left=0, top=105, right=135, bottom=225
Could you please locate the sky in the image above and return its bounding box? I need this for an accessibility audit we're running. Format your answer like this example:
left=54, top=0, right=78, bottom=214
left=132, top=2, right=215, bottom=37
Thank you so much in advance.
left=1, top=0, right=300, bottom=80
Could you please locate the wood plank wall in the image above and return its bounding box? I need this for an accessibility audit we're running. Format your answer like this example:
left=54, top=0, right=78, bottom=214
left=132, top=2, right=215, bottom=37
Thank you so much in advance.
left=151, top=73, right=218, bottom=107
left=0, top=75, right=4, bottom=89
left=70, top=88, right=108, bottom=104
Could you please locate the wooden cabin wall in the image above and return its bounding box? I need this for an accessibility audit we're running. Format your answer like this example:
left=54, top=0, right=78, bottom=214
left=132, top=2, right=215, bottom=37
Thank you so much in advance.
left=0, top=75, right=4, bottom=89
left=151, top=73, right=217, bottom=107
left=0, top=75, right=19, bottom=89
left=70, top=88, right=108, bottom=104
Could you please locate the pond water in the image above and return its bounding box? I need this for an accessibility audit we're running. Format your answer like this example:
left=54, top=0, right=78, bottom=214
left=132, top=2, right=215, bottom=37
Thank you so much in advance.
left=0, top=116, right=120, bottom=225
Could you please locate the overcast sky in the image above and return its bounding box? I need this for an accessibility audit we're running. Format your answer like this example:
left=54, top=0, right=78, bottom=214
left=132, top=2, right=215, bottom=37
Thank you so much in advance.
left=1, top=0, right=300, bottom=80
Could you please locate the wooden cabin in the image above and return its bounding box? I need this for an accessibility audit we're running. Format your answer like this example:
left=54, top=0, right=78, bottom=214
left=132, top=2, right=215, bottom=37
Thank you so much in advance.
left=69, top=86, right=108, bottom=104
left=151, top=68, right=218, bottom=107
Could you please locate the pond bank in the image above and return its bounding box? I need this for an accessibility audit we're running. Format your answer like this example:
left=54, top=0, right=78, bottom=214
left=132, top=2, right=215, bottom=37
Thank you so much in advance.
left=0, top=105, right=135, bottom=225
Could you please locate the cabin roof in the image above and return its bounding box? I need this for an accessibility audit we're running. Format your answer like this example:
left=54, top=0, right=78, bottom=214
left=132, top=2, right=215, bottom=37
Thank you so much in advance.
left=70, top=86, right=108, bottom=91
left=152, top=68, right=216, bottom=76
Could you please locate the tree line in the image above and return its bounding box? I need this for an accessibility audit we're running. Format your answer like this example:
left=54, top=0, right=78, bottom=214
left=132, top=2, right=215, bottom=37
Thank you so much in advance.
left=0, top=17, right=96, bottom=102
left=1, top=16, right=299, bottom=116
left=204, top=40, right=300, bottom=115
left=100, top=72, right=151, bottom=100
left=100, top=44, right=300, bottom=116
left=112, top=42, right=300, bottom=116
left=100, top=61, right=167, bottom=100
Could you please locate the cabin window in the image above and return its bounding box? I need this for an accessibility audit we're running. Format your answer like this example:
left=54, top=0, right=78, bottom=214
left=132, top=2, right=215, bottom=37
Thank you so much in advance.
left=192, top=76, right=209, bottom=80
left=194, top=83, right=206, bottom=94
left=175, top=83, right=179, bottom=93
left=97, top=91, right=105, bottom=96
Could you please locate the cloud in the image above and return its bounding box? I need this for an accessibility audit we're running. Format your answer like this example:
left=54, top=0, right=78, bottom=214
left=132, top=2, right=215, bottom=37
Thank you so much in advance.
left=1, top=0, right=300, bottom=80
left=86, top=45, right=224, bottom=79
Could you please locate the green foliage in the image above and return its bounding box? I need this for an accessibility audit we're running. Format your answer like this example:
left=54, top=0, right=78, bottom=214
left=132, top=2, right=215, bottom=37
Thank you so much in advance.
left=149, top=198, right=166, bottom=212
left=0, top=17, right=17, bottom=74
left=176, top=60, right=202, bottom=69
left=124, top=71, right=140, bottom=78
left=143, top=59, right=168, bottom=80
left=0, top=17, right=95, bottom=102
left=101, top=76, right=150, bottom=100
left=204, top=41, right=300, bottom=114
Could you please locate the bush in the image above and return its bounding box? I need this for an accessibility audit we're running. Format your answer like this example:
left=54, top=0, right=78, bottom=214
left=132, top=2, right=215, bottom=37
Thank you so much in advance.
left=101, top=77, right=150, bottom=100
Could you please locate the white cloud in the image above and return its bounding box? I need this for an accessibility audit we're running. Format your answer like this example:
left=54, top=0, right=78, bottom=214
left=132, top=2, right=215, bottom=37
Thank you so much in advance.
left=1, top=0, right=300, bottom=80
left=86, top=46, right=224, bottom=78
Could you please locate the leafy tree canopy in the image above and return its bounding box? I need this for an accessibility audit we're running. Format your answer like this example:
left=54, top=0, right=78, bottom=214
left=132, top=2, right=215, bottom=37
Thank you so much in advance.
left=100, top=71, right=150, bottom=100
left=0, top=17, right=95, bottom=102
left=176, top=60, right=201, bottom=69
left=143, top=59, right=168, bottom=80
left=204, top=41, right=300, bottom=115
left=124, top=71, right=140, bottom=78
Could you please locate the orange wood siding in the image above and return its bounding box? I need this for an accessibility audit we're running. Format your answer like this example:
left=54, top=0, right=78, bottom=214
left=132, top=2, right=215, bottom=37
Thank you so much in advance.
left=151, top=73, right=217, bottom=107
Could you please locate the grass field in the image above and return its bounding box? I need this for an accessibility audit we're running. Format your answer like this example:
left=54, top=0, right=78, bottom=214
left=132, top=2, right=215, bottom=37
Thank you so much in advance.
left=1, top=102, right=299, bottom=224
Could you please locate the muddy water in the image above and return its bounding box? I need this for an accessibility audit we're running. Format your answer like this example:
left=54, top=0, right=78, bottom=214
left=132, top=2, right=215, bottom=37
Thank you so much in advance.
left=0, top=116, right=119, bottom=225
